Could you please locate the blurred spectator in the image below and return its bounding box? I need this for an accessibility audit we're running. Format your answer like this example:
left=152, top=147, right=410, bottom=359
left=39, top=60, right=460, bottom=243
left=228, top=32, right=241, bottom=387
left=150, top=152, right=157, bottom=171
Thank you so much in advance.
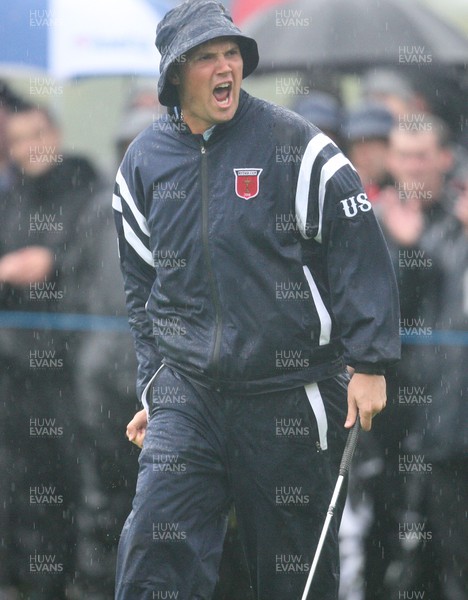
left=379, top=115, right=455, bottom=419
left=397, top=181, right=468, bottom=600
left=384, top=113, right=454, bottom=220
left=360, top=113, right=456, bottom=600
left=0, top=81, right=23, bottom=192
left=360, top=68, right=418, bottom=119
left=343, top=102, right=394, bottom=202
left=292, top=91, right=343, bottom=146
left=361, top=67, right=468, bottom=188
left=0, top=79, right=23, bottom=600
left=0, top=102, right=99, bottom=599
left=0, top=83, right=12, bottom=190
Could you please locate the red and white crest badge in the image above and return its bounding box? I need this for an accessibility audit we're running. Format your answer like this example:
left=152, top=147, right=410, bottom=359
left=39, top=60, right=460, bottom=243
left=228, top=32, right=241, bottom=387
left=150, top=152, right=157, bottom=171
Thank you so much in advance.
left=233, top=168, right=263, bottom=200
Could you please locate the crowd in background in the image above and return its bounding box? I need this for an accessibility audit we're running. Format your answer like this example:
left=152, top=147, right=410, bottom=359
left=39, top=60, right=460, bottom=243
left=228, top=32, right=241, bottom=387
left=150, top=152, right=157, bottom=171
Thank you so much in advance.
left=294, top=69, right=468, bottom=600
left=0, top=66, right=466, bottom=600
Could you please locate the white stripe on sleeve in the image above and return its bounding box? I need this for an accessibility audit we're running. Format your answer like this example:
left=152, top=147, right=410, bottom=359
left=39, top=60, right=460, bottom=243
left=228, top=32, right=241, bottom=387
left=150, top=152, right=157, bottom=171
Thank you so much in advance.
left=112, top=193, right=122, bottom=212
left=122, top=217, right=154, bottom=267
left=315, top=154, right=354, bottom=243
left=295, top=133, right=334, bottom=239
left=116, top=169, right=150, bottom=237
left=303, top=265, right=332, bottom=346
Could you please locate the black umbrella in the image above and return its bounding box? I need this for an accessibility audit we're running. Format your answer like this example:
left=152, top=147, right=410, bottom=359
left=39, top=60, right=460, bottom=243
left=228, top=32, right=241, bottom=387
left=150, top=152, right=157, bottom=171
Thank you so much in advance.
left=242, top=0, right=468, bottom=72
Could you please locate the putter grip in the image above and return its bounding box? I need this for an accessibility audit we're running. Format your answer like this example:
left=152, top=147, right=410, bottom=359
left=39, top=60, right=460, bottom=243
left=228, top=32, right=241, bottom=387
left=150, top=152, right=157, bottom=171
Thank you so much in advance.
left=339, top=418, right=360, bottom=476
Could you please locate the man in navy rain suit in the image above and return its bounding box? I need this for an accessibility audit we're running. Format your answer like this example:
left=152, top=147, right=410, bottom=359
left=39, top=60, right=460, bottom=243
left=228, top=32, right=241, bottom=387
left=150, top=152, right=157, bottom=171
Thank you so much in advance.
left=112, top=1, right=400, bottom=598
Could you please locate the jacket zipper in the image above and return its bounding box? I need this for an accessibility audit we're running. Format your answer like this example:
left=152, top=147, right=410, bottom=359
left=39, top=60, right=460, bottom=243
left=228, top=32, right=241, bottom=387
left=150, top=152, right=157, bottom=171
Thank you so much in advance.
left=200, top=142, right=223, bottom=386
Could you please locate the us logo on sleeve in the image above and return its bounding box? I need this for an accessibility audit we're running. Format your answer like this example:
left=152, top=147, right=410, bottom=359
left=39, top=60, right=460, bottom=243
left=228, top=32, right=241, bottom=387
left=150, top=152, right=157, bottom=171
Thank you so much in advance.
left=233, top=168, right=263, bottom=200
left=339, top=192, right=372, bottom=217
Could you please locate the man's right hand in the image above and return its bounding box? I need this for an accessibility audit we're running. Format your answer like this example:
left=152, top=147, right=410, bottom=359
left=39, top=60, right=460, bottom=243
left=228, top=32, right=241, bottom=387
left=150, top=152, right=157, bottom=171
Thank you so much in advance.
left=126, top=409, right=148, bottom=448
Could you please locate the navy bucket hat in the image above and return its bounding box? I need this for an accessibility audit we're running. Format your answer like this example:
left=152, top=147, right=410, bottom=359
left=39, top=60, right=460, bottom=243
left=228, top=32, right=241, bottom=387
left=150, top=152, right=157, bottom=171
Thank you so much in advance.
left=156, top=0, right=259, bottom=107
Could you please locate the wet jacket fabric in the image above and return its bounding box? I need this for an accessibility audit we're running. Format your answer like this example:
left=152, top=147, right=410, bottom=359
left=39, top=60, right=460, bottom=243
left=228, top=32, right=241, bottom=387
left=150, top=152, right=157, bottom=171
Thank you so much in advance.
left=113, top=90, right=400, bottom=405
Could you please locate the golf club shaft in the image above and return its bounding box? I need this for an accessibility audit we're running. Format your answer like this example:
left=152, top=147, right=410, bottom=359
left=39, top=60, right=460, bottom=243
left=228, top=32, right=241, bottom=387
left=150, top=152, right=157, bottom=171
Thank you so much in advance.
left=301, top=417, right=361, bottom=600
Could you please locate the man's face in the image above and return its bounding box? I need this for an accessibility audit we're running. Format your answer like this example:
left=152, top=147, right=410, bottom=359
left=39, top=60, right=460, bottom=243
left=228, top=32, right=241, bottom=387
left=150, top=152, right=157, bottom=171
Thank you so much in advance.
left=171, top=38, right=243, bottom=134
left=387, top=129, right=452, bottom=202
left=7, top=109, right=61, bottom=177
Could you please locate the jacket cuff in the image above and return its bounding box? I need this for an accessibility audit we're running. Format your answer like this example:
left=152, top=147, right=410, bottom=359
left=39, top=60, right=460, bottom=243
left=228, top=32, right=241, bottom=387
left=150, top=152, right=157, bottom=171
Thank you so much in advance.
left=351, top=362, right=387, bottom=376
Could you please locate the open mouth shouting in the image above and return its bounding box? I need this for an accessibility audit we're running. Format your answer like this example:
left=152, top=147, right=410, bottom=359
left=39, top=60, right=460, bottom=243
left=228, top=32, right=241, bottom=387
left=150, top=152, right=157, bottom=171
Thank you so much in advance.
left=213, top=82, right=232, bottom=107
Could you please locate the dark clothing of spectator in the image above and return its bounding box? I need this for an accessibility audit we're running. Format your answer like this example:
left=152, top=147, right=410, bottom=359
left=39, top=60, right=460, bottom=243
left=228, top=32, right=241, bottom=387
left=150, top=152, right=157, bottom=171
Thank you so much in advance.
left=385, top=212, right=468, bottom=600
left=0, top=156, right=98, bottom=598
left=361, top=191, right=450, bottom=600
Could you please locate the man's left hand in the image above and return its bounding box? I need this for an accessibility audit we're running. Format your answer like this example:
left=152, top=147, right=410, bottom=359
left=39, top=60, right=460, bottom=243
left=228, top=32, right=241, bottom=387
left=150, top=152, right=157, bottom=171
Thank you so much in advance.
left=345, top=373, right=387, bottom=431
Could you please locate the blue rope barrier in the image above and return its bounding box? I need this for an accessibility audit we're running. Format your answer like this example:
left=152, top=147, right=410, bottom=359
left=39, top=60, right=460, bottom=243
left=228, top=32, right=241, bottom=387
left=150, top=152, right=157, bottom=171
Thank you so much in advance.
left=400, top=331, right=468, bottom=346
left=0, top=311, right=467, bottom=345
left=0, top=311, right=130, bottom=332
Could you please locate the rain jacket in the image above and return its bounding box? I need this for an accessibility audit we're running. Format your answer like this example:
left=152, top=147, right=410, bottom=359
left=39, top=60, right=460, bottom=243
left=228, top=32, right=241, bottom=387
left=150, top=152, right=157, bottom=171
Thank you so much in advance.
left=113, top=90, right=400, bottom=406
